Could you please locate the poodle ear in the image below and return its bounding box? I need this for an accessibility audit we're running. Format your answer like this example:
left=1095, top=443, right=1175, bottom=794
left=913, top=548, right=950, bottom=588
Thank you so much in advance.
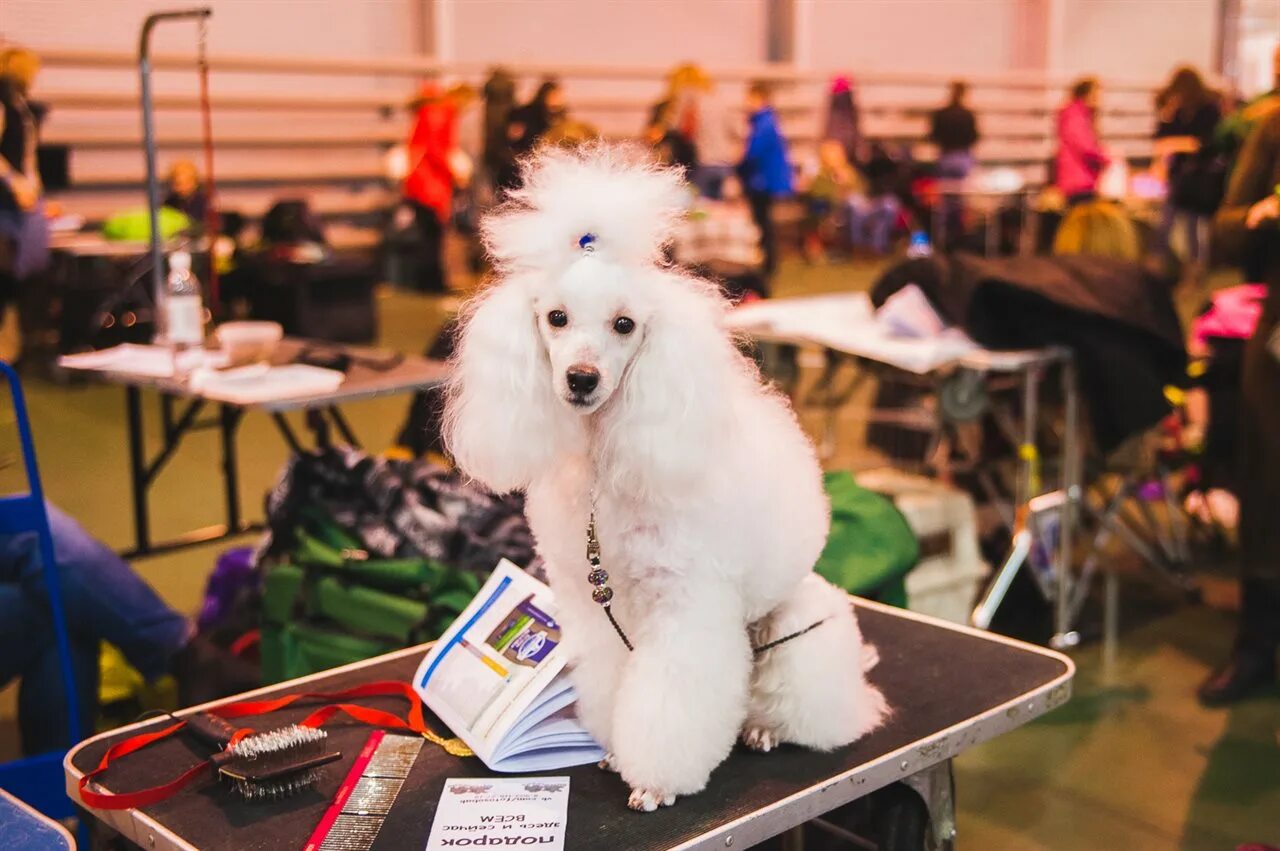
left=595, top=273, right=741, bottom=500
left=444, top=278, right=581, bottom=492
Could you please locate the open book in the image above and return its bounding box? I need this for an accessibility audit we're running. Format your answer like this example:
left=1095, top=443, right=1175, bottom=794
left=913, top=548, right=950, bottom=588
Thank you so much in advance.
left=413, top=560, right=605, bottom=772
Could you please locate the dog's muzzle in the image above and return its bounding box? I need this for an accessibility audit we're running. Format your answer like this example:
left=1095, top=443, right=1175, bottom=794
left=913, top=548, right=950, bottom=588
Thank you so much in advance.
left=566, top=365, right=601, bottom=407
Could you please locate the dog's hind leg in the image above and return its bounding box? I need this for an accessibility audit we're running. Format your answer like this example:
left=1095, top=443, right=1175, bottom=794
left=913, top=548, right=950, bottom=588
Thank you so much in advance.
left=610, top=588, right=752, bottom=811
left=745, top=575, right=888, bottom=752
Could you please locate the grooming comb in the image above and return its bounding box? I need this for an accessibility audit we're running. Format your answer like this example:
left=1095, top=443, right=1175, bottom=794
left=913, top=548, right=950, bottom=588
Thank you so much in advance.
left=185, top=713, right=343, bottom=801
left=303, top=730, right=424, bottom=851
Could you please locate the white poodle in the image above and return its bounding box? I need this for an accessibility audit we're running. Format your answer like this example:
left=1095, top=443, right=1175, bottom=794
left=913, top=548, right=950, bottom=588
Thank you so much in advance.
left=445, top=145, right=887, bottom=812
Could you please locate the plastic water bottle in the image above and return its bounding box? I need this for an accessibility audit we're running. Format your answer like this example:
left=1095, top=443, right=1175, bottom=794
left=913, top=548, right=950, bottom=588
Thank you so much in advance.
left=906, top=231, right=933, bottom=258
left=165, top=250, right=205, bottom=375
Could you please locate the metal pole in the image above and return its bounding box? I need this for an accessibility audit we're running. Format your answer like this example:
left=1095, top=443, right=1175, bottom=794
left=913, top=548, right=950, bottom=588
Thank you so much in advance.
left=138, top=8, right=212, bottom=342
left=1055, top=355, right=1082, bottom=649
left=125, top=386, right=151, bottom=556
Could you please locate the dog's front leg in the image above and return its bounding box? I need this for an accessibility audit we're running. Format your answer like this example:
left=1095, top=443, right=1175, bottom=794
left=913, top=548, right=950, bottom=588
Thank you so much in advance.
left=565, top=630, right=628, bottom=759
left=610, top=592, right=751, bottom=811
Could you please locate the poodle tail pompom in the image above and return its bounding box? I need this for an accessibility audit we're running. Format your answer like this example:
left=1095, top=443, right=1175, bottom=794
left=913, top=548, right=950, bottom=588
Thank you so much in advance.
left=482, top=142, right=690, bottom=275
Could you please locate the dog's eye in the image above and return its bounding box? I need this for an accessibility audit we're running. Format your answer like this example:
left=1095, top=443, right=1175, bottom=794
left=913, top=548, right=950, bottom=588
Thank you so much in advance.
left=547, top=310, right=568, bottom=328
left=613, top=316, right=636, bottom=335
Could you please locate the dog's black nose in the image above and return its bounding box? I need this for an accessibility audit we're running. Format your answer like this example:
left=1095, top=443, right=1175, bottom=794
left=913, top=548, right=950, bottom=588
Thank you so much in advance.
left=566, top=366, right=600, bottom=396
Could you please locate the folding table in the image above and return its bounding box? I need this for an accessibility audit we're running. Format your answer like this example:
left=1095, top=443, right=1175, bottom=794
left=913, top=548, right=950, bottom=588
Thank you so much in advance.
left=729, top=294, right=1089, bottom=651
left=59, top=340, right=447, bottom=558
left=66, top=599, right=1073, bottom=851
left=0, top=787, right=75, bottom=850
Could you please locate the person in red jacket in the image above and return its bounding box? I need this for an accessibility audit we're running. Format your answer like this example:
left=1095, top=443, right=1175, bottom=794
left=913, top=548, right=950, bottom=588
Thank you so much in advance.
left=404, top=83, right=474, bottom=293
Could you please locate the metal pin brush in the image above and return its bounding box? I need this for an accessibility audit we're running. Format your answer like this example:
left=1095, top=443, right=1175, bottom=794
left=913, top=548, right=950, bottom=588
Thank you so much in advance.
left=185, top=713, right=343, bottom=801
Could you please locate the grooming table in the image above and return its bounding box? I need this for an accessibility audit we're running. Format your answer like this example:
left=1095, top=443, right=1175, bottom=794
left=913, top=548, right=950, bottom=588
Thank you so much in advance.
left=66, top=599, right=1073, bottom=851
left=58, top=339, right=447, bottom=558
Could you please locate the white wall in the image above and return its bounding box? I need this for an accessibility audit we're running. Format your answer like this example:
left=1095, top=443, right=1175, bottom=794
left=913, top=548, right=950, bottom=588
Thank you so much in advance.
left=3, top=0, right=1219, bottom=87
left=1057, top=0, right=1218, bottom=84
left=2, top=0, right=419, bottom=94
left=802, top=0, right=1028, bottom=76
left=2, top=0, right=417, bottom=58
left=445, top=0, right=768, bottom=68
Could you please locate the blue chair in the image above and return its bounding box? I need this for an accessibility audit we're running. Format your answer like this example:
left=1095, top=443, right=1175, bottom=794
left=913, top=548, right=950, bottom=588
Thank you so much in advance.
left=0, top=361, right=84, bottom=821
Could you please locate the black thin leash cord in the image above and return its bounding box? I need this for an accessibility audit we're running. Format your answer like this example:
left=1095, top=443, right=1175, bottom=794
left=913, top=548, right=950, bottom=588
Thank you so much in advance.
left=751, top=617, right=830, bottom=656
left=587, top=511, right=828, bottom=655
left=603, top=605, right=635, bottom=652
left=602, top=605, right=829, bottom=656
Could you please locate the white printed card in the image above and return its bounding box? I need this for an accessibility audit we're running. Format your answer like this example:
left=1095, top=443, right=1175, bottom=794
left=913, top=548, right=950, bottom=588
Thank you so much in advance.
left=425, top=776, right=570, bottom=850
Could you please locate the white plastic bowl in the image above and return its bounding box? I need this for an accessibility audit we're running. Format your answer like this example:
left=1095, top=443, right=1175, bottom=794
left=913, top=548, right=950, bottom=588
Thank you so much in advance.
left=215, top=320, right=283, bottom=366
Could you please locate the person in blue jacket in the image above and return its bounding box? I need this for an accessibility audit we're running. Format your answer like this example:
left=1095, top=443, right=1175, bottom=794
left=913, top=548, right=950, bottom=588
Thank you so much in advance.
left=738, top=81, right=793, bottom=283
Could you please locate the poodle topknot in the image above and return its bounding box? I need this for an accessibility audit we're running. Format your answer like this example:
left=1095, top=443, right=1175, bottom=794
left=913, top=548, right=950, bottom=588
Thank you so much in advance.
left=482, top=142, right=689, bottom=274
left=445, top=144, right=887, bottom=812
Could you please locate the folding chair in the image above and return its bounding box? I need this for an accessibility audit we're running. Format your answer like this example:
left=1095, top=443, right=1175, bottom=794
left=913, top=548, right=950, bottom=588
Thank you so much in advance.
left=0, top=360, right=84, bottom=820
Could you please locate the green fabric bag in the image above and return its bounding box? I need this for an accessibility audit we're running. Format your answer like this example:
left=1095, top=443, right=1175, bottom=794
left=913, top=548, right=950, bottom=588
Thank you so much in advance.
left=814, top=471, right=919, bottom=607
left=261, top=622, right=397, bottom=684
left=258, top=506, right=482, bottom=683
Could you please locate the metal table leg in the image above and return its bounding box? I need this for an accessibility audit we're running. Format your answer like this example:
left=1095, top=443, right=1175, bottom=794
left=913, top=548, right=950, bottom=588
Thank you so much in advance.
left=219, top=404, right=245, bottom=535
left=271, top=412, right=306, bottom=455
left=124, top=386, right=150, bottom=556
left=325, top=406, right=361, bottom=448
left=1053, top=357, right=1081, bottom=649
left=900, top=759, right=956, bottom=851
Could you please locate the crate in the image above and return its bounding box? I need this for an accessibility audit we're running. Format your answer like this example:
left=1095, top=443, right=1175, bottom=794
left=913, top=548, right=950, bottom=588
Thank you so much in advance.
left=857, top=468, right=990, bottom=624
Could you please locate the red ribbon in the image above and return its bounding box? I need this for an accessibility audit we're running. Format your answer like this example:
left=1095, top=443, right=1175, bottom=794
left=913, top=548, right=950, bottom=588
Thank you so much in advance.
left=78, top=681, right=430, bottom=811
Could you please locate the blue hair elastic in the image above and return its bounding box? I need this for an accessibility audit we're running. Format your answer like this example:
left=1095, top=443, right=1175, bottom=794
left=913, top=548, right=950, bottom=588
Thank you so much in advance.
left=578, top=233, right=597, bottom=251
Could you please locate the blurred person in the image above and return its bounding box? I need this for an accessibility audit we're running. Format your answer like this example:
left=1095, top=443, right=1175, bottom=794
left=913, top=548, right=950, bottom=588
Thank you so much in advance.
left=542, top=118, right=600, bottom=150
left=802, top=139, right=862, bottom=261
left=667, top=63, right=737, bottom=198
left=1217, top=42, right=1280, bottom=162
left=738, top=81, right=793, bottom=283
left=0, top=46, right=51, bottom=362
left=929, top=80, right=980, bottom=245
left=1051, top=199, right=1141, bottom=260
left=647, top=100, right=698, bottom=174
left=929, top=80, right=979, bottom=179
left=162, top=159, right=208, bottom=223
left=1055, top=77, right=1109, bottom=204
left=509, top=79, right=566, bottom=160
left=1152, top=66, right=1223, bottom=271
left=1203, top=107, right=1280, bottom=705
left=0, top=502, right=257, bottom=753
left=482, top=68, right=519, bottom=196
left=847, top=140, right=902, bottom=256
left=822, top=75, right=863, bottom=167
left=403, top=82, right=475, bottom=293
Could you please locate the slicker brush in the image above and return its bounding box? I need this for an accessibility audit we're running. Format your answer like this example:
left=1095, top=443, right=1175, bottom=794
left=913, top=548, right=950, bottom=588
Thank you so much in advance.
left=185, top=713, right=343, bottom=801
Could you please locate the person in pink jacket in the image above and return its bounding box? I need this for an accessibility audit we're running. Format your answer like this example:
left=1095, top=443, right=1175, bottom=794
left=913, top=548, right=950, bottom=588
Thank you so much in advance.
left=1055, top=77, right=1110, bottom=203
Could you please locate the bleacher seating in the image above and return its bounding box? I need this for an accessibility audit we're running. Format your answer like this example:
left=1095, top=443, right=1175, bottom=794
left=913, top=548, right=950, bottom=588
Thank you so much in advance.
left=29, top=48, right=1163, bottom=232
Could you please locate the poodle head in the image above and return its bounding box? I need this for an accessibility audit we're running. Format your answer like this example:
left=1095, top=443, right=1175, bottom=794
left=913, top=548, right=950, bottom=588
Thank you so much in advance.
left=446, top=144, right=743, bottom=496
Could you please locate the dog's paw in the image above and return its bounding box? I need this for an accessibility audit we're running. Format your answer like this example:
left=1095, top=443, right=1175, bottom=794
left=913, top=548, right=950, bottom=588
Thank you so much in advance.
left=627, top=787, right=676, bottom=813
left=742, top=726, right=779, bottom=753
left=598, top=752, right=619, bottom=773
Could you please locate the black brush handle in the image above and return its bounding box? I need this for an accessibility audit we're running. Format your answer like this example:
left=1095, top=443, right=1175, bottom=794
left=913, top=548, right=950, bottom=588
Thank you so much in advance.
left=185, top=713, right=240, bottom=750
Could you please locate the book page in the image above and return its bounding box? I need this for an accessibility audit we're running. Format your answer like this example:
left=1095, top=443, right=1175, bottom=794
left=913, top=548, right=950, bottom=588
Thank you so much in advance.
left=413, top=561, right=571, bottom=764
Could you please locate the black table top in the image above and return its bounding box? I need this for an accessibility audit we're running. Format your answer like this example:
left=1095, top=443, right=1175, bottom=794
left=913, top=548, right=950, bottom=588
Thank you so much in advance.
left=68, top=602, right=1071, bottom=851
